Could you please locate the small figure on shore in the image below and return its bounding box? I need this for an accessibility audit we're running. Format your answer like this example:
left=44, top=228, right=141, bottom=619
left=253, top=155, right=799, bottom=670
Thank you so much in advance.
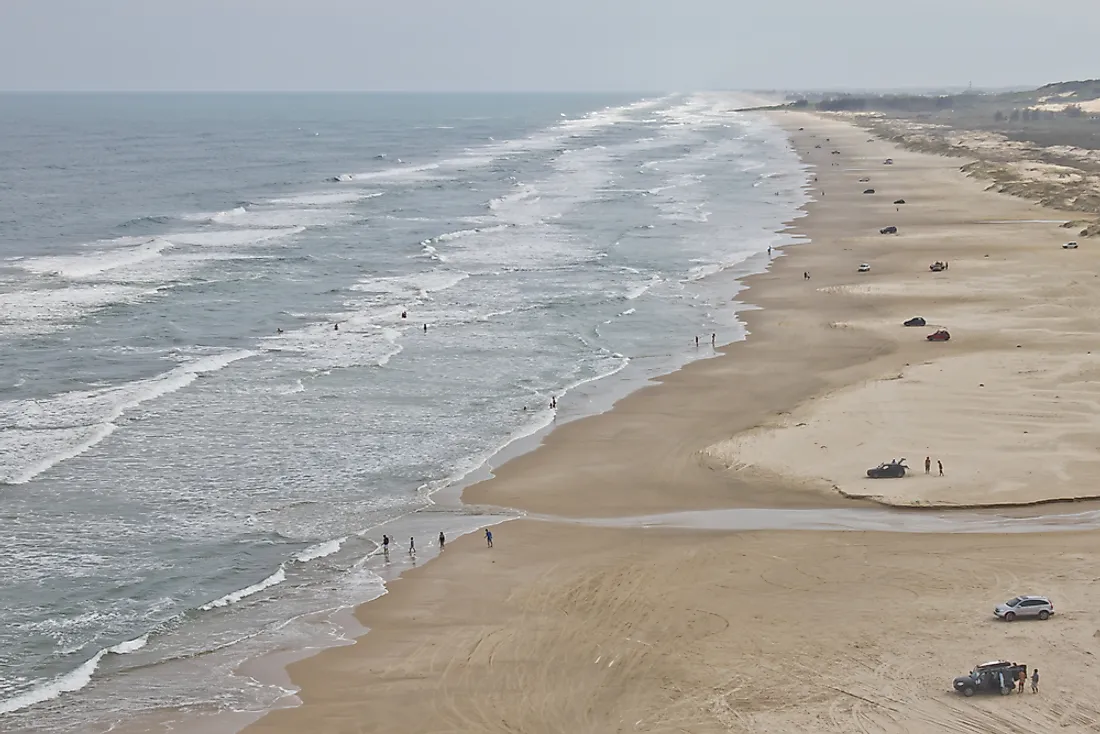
left=768, top=246, right=773, bottom=256
left=334, top=323, right=339, bottom=331
left=382, top=534, right=390, bottom=556
left=711, top=333, right=716, bottom=347
left=925, top=456, right=931, bottom=474
left=438, top=531, right=446, bottom=551
left=938, top=460, right=944, bottom=477
left=424, top=323, right=428, bottom=333
left=1031, top=669, right=1039, bottom=694
left=803, top=271, right=811, bottom=280
left=550, top=396, right=557, bottom=409
left=277, top=328, right=283, bottom=334
left=1017, top=669, right=1026, bottom=694
left=409, top=536, right=415, bottom=555
left=485, top=528, right=493, bottom=548
left=695, top=335, right=699, bottom=347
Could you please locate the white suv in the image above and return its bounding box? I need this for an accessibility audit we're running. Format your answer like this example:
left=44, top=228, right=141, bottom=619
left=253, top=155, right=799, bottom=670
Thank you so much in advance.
left=994, top=595, right=1054, bottom=621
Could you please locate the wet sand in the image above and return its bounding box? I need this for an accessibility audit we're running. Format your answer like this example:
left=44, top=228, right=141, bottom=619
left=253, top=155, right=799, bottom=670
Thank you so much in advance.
left=242, top=112, right=1100, bottom=733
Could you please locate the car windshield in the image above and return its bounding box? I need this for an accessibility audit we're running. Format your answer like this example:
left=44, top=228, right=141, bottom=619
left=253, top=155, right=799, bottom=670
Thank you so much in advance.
left=1004, top=597, right=1023, bottom=607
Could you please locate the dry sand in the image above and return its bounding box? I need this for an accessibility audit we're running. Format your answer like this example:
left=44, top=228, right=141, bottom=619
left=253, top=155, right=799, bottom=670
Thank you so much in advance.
left=238, top=111, right=1100, bottom=734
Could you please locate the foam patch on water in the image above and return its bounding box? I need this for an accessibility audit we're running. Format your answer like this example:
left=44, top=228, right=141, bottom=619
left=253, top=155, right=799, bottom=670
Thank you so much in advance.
left=0, top=284, right=158, bottom=336
left=270, top=191, right=383, bottom=206
left=262, top=323, right=403, bottom=369
left=0, top=634, right=148, bottom=715
left=200, top=567, right=287, bottom=611
left=15, top=239, right=175, bottom=280
left=0, top=350, right=255, bottom=484
left=164, top=228, right=305, bottom=248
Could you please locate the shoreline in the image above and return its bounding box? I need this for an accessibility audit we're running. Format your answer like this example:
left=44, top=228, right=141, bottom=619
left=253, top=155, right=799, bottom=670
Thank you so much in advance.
left=149, top=108, right=1100, bottom=732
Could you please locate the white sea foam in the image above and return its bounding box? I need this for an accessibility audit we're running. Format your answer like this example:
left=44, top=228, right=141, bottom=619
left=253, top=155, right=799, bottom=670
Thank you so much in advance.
left=0, top=350, right=255, bottom=484
left=624, top=275, right=662, bottom=300
left=351, top=270, right=470, bottom=300
left=16, top=238, right=174, bottom=280
left=210, top=207, right=347, bottom=228
left=0, top=284, right=157, bottom=336
left=199, top=567, right=287, bottom=611
left=269, top=191, right=382, bottom=206
left=294, top=538, right=346, bottom=563
left=262, top=323, right=404, bottom=370
left=0, top=634, right=148, bottom=715
left=165, top=227, right=305, bottom=248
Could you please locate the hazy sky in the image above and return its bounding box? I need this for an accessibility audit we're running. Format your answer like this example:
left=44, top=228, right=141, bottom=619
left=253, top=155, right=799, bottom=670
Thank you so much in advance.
left=2, top=0, right=1097, bottom=92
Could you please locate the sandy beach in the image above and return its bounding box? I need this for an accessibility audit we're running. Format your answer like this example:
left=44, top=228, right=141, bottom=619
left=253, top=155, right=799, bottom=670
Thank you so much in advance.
left=241, top=111, right=1100, bottom=733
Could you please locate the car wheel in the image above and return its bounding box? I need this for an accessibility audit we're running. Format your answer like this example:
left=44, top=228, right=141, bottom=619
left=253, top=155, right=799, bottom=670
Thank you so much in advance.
left=963, top=686, right=975, bottom=697
left=1038, top=610, right=1050, bottom=620
left=1004, top=612, right=1015, bottom=622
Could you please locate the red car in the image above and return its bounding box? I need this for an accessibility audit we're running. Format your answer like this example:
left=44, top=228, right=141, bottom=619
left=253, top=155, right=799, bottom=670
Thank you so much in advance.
left=927, top=329, right=951, bottom=342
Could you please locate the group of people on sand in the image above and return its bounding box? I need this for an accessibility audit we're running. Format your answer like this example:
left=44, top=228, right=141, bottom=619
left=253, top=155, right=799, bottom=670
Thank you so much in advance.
left=379, top=528, right=494, bottom=557
left=924, top=456, right=944, bottom=476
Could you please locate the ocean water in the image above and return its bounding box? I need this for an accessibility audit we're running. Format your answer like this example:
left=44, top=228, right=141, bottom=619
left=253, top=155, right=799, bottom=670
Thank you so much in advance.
left=0, top=92, right=809, bottom=731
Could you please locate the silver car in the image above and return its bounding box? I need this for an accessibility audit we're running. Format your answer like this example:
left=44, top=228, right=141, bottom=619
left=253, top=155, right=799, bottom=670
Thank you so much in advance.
left=994, top=595, right=1053, bottom=621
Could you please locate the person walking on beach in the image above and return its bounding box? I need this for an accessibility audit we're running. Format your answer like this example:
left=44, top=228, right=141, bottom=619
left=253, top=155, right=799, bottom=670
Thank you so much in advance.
left=485, top=528, right=493, bottom=548
left=938, top=460, right=944, bottom=477
left=711, top=333, right=716, bottom=347
left=1031, top=668, right=1039, bottom=694
left=382, top=534, right=390, bottom=557
left=695, top=335, right=699, bottom=347
left=1017, top=669, right=1026, bottom=694
left=925, top=456, right=931, bottom=474
left=409, top=537, right=415, bottom=555
left=438, top=531, right=445, bottom=551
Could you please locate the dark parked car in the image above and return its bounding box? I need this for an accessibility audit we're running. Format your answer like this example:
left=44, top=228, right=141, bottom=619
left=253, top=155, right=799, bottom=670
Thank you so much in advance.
left=880, top=226, right=898, bottom=235
left=904, top=317, right=926, bottom=327
left=867, top=459, right=907, bottom=478
left=953, top=661, right=1027, bottom=697
left=894, top=199, right=906, bottom=204
left=863, top=188, right=875, bottom=194
left=927, top=329, right=951, bottom=342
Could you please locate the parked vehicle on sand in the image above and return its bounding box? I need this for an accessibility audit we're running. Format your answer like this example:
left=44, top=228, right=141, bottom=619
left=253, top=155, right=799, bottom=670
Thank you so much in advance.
left=927, top=329, right=951, bottom=342
left=894, top=199, right=906, bottom=204
left=884, top=158, right=894, bottom=165
left=929, top=261, right=946, bottom=272
left=903, top=317, right=926, bottom=327
left=1063, top=241, right=1078, bottom=249
left=953, top=661, right=1027, bottom=697
left=863, top=188, right=875, bottom=194
left=880, top=226, right=898, bottom=235
left=995, top=595, right=1054, bottom=622
left=867, top=459, right=907, bottom=478
left=857, top=263, right=871, bottom=273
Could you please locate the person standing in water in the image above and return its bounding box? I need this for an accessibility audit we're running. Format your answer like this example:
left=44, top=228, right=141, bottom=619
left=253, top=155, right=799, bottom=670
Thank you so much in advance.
left=382, top=534, right=390, bottom=557
left=438, top=531, right=445, bottom=551
left=485, top=528, right=493, bottom=548
left=409, top=537, right=415, bottom=555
